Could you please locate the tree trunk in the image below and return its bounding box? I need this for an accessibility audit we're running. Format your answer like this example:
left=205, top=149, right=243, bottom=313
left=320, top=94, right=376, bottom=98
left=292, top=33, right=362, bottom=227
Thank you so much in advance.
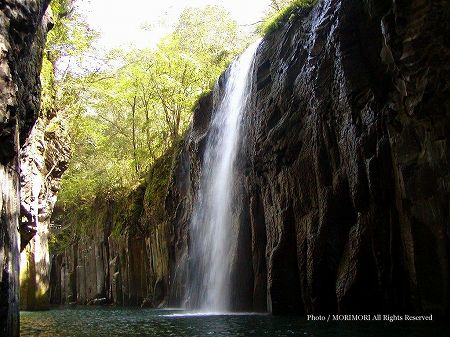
left=130, top=96, right=139, bottom=174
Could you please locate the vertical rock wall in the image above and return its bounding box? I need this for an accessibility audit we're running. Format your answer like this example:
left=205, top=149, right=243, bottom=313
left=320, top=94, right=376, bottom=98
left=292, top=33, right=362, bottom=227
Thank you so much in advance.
left=49, top=153, right=172, bottom=308
left=167, top=0, right=449, bottom=315
left=19, top=109, right=70, bottom=310
left=50, top=206, right=170, bottom=307
left=46, top=0, right=449, bottom=317
left=0, top=0, right=51, bottom=335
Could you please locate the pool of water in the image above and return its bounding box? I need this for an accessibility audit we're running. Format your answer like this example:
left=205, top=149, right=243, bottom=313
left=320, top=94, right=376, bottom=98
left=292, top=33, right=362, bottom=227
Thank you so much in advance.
left=20, top=307, right=449, bottom=337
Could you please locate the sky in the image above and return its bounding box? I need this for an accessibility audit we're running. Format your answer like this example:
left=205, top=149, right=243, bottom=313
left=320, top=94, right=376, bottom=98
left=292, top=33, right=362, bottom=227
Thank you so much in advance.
left=76, top=0, right=272, bottom=50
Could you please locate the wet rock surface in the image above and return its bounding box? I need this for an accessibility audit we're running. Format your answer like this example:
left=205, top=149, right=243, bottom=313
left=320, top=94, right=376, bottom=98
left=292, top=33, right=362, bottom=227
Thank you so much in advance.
left=0, top=0, right=51, bottom=335
left=168, top=0, right=449, bottom=315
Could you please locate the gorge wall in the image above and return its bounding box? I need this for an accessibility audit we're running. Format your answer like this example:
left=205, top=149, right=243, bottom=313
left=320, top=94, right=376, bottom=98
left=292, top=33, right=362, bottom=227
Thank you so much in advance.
left=0, top=0, right=51, bottom=335
left=49, top=152, right=172, bottom=308
left=47, top=0, right=449, bottom=317
left=167, top=0, right=449, bottom=315
left=18, top=76, right=71, bottom=311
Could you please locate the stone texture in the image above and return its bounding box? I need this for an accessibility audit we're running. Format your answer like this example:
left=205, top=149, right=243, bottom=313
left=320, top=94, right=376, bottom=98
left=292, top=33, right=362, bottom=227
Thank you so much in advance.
left=19, top=93, right=71, bottom=310
left=0, top=0, right=51, bottom=335
left=47, top=0, right=449, bottom=316
left=49, top=154, right=172, bottom=308
left=51, top=214, right=169, bottom=307
left=167, top=0, right=449, bottom=316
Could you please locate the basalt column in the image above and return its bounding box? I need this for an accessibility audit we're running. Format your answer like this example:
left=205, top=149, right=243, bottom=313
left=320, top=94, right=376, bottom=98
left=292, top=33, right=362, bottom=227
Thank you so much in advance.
left=167, top=0, right=449, bottom=315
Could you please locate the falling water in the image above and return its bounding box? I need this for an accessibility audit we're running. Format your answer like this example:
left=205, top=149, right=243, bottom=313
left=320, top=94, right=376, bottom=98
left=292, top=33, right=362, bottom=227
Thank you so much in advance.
left=188, top=41, right=260, bottom=311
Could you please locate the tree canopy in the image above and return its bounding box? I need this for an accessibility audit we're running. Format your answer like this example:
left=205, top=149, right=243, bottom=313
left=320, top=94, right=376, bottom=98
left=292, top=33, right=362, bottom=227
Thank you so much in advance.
left=54, top=4, right=252, bottom=212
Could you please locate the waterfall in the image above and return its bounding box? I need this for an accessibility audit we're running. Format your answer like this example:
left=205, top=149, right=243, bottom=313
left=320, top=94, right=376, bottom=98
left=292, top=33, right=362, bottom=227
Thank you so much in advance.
left=188, top=40, right=260, bottom=312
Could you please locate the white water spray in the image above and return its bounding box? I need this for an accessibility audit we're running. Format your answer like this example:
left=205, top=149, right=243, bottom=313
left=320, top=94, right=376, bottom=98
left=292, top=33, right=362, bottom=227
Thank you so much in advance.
left=188, top=40, right=260, bottom=311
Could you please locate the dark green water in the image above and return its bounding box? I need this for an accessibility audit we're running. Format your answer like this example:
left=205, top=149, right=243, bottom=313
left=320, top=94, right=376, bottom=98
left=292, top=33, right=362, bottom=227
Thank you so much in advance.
left=20, top=307, right=449, bottom=337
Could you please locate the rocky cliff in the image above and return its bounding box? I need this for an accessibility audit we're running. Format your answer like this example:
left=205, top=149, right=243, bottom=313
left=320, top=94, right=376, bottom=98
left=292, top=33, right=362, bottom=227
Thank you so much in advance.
left=167, top=0, right=449, bottom=316
left=0, top=0, right=51, bottom=335
left=46, top=0, right=449, bottom=316
left=19, top=78, right=71, bottom=310
left=49, top=152, right=172, bottom=308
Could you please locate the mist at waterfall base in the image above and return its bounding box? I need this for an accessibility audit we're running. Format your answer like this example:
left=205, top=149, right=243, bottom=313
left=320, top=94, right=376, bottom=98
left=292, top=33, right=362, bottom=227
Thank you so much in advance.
left=186, top=40, right=260, bottom=311
left=21, top=307, right=450, bottom=337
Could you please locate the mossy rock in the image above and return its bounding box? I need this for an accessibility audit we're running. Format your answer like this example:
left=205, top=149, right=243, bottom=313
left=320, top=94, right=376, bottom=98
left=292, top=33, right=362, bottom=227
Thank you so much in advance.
left=142, top=146, right=178, bottom=230
left=259, top=0, right=316, bottom=36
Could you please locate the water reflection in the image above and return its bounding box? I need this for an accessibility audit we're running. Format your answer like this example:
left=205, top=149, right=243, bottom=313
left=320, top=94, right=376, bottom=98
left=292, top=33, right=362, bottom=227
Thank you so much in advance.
left=20, top=307, right=450, bottom=337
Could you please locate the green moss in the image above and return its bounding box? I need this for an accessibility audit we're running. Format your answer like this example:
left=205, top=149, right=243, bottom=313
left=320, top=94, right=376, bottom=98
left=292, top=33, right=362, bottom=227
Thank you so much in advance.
left=258, top=0, right=316, bottom=36
left=194, top=88, right=213, bottom=108
left=49, top=142, right=181, bottom=252
left=48, top=229, right=71, bottom=254
left=40, top=54, right=56, bottom=116
left=45, top=120, right=60, bottom=134
left=142, top=145, right=178, bottom=230
left=111, top=183, right=146, bottom=238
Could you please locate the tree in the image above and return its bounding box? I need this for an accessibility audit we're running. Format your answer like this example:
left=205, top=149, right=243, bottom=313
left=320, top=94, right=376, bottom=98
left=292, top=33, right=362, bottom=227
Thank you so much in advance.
left=259, top=0, right=316, bottom=35
left=268, top=0, right=293, bottom=12
left=56, top=5, right=252, bottom=219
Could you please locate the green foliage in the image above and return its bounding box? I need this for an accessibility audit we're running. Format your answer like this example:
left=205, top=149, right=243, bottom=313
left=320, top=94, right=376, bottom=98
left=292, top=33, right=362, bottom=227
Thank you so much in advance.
left=193, top=88, right=213, bottom=108
left=47, top=0, right=98, bottom=63
left=111, top=183, right=146, bottom=238
left=142, top=145, right=178, bottom=229
left=258, top=0, right=316, bottom=36
left=57, top=5, right=248, bottom=211
left=48, top=219, right=73, bottom=254
left=50, top=146, right=177, bottom=253
left=49, top=5, right=251, bottom=253
left=40, top=56, right=56, bottom=115
left=174, top=5, right=247, bottom=87
left=49, top=195, right=112, bottom=253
